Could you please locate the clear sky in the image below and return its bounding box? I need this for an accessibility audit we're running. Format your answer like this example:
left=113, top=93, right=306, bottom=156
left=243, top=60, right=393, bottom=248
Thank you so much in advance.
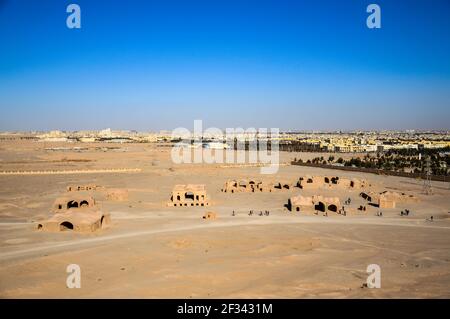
left=0, top=0, right=449, bottom=131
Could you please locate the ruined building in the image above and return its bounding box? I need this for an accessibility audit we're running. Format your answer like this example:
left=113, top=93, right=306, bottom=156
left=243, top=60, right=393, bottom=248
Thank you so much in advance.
left=358, top=190, right=419, bottom=209
left=223, top=175, right=370, bottom=194
left=222, top=180, right=273, bottom=193
left=67, top=183, right=128, bottom=202
left=288, top=195, right=341, bottom=213
left=66, top=184, right=104, bottom=192
left=296, top=176, right=369, bottom=189
left=203, top=211, right=217, bottom=220
left=37, top=192, right=110, bottom=232
left=222, top=179, right=292, bottom=193
left=168, top=184, right=210, bottom=207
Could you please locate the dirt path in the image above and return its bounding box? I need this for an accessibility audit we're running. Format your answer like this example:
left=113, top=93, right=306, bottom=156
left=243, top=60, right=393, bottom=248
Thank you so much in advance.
left=1, top=215, right=449, bottom=262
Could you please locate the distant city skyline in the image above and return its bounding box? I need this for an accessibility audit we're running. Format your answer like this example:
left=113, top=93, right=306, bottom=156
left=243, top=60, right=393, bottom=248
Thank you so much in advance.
left=2, top=128, right=449, bottom=135
left=1, top=0, right=449, bottom=131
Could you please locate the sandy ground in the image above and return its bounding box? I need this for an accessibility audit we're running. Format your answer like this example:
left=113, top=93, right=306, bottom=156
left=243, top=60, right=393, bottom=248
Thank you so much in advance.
left=0, top=140, right=449, bottom=298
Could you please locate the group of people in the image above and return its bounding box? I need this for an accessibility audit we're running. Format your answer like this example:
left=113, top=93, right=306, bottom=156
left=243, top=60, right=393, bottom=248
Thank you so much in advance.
left=232, top=210, right=270, bottom=216
left=358, top=205, right=367, bottom=211
left=247, top=210, right=270, bottom=216
left=344, top=197, right=352, bottom=205
left=400, top=209, right=410, bottom=216
left=338, top=206, right=347, bottom=216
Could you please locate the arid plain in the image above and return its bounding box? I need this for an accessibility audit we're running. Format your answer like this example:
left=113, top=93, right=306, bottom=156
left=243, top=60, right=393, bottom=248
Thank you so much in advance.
left=1, top=139, right=450, bottom=298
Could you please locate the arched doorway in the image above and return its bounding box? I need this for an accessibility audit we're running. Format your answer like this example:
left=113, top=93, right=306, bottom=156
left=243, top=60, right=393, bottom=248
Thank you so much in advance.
left=80, top=200, right=89, bottom=207
left=328, top=204, right=338, bottom=212
left=185, top=192, right=195, bottom=201
left=67, top=201, right=78, bottom=209
left=314, top=202, right=326, bottom=212
left=60, top=221, right=74, bottom=231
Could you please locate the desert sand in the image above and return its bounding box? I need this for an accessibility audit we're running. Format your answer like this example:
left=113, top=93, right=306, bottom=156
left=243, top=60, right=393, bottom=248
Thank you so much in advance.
left=1, top=139, right=450, bottom=298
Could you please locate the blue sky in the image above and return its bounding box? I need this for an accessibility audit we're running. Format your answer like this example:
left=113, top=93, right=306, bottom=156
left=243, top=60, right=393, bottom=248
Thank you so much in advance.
left=0, top=0, right=449, bottom=131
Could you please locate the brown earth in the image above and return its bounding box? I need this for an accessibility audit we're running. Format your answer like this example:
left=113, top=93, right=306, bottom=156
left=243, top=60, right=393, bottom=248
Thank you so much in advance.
left=0, top=139, right=449, bottom=298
